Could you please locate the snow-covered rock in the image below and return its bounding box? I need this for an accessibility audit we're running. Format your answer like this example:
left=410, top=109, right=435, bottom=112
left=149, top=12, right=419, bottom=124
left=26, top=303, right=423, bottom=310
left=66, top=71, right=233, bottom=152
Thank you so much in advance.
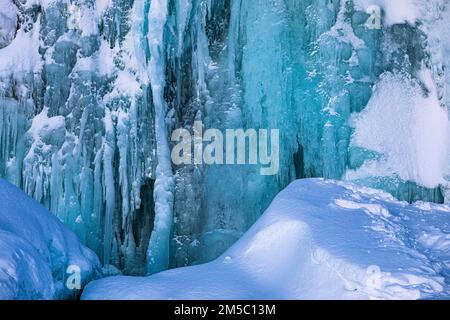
left=0, top=178, right=101, bottom=300
left=82, top=179, right=450, bottom=300
left=0, top=1, right=17, bottom=49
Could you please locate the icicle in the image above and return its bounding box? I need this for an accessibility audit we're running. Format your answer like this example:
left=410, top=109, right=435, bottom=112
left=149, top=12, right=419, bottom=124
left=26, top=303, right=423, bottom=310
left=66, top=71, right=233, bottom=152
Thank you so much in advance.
left=102, top=107, right=116, bottom=266
left=146, top=0, right=175, bottom=275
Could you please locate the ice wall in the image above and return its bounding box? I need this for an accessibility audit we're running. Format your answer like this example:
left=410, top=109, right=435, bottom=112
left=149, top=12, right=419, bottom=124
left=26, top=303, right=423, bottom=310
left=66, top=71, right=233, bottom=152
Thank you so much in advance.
left=0, top=0, right=157, bottom=275
left=1, top=0, right=450, bottom=274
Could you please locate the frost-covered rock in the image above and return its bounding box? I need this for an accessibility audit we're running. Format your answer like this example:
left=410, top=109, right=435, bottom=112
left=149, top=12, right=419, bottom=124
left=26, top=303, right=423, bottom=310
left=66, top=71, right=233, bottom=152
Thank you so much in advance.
left=0, top=178, right=101, bottom=300
left=0, top=1, right=17, bottom=49
left=82, top=179, right=449, bottom=300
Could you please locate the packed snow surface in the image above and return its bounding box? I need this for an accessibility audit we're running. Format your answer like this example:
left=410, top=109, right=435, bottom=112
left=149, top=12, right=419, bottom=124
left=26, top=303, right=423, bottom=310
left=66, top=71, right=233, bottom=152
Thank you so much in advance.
left=0, top=178, right=101, bottom=300
left=82, top=179, right=450, bottom=300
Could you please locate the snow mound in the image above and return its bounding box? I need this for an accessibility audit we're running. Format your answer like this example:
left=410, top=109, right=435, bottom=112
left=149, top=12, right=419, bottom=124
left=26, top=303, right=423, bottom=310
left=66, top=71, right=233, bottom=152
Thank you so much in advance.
left=82, top=179, right=450, bottom=300
left=0, top=179, right=101, bottom=300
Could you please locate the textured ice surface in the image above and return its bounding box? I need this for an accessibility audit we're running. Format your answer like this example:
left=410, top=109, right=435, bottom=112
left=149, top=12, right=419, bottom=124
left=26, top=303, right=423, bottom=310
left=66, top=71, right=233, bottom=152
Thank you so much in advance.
left=82, top=179, right=450, bottom=300
left=0, top=178, right=100, bottom=299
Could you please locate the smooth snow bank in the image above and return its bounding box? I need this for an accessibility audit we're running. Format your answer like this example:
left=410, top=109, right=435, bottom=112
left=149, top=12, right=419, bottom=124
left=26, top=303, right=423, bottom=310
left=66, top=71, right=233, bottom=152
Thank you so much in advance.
left=82, top=179, right=450, bottom=300
left=0, top=179, right=101, bottom=300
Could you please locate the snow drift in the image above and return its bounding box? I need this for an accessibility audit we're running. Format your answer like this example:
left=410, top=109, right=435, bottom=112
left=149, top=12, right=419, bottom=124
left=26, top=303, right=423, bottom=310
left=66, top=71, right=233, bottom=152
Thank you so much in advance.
left=82, top=179, right=450, bottom=300
left=0, top=178, right=101, bottom=300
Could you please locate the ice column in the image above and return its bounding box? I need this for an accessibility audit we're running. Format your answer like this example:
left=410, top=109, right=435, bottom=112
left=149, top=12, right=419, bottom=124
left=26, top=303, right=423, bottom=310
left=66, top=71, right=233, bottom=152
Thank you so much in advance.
left=146, top=0, right=175, bottom=274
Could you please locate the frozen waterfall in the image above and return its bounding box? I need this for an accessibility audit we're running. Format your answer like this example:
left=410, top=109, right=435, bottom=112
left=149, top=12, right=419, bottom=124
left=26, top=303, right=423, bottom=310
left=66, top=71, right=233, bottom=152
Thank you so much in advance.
left=1, top=0, right=450, bottom=275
